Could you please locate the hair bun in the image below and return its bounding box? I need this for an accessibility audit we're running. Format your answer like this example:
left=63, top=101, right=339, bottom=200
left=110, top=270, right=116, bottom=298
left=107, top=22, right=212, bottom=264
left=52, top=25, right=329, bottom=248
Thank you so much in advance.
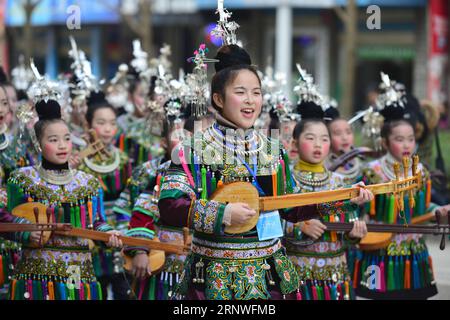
left=87, top=90, right=108, bottom=107
left=296, top=101, right=325, bottom=120
left=380, top=102, right=410, bottom=122
left=214, top=44, right=252, bottom=72
left=324, top=106, right=340, bottom=121
left=35, top=99, right=62, bottom=121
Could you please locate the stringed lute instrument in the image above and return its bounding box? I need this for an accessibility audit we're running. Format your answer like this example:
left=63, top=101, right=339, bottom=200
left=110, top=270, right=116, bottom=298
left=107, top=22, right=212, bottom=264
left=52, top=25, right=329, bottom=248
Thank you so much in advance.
left=212, top=155, right=422, bottom=234
left=11, top=202, right=190, bottom=274
left=327, top=147, right=379, bottom=172
left=78, top=129, right=111, bottom=161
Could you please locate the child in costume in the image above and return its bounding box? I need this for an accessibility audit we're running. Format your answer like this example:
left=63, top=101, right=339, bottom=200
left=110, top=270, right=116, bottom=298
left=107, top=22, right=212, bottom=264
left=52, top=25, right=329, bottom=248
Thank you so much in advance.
left=0, top=67, right=123, bottom=300
left=354, top=73, right=450, bottom=300
left=73, top=91, right=132, bottom=300
left=283, top=66, right=372, bottom=300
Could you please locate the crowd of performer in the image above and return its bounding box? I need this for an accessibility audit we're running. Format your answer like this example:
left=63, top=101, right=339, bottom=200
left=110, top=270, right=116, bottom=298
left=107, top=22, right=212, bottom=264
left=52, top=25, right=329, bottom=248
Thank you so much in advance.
left=0, top=5, right=449, bottom=301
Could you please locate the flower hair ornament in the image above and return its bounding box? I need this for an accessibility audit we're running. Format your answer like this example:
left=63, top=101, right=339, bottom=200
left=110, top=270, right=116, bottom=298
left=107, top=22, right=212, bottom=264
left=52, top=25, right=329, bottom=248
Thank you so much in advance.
left=185, top=44, right=218, bottom=118
left=210, top=0, right=240, bottom=46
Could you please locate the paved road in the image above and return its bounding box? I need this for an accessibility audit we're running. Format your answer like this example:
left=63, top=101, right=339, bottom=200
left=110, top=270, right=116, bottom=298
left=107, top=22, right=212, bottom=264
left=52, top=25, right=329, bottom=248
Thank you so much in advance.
left=426, top=235, right=450, bottom=300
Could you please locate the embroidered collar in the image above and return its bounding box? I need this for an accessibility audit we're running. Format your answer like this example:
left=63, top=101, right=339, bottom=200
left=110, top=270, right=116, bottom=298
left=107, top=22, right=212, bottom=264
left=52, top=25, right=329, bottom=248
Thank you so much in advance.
left=294, top=159, right=325, bottom=173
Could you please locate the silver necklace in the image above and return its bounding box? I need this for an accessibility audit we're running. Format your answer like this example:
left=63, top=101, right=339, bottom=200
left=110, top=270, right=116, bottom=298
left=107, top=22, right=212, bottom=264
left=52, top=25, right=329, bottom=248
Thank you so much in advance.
left=37, top=164, right=75, bottom=185
left=83, top=147, right=121, bottom=174
left=294, top=170, right=331, bottom=188
left=207, top=128, right=264, bottom=158
left=211, top=125, right=257, bottom=145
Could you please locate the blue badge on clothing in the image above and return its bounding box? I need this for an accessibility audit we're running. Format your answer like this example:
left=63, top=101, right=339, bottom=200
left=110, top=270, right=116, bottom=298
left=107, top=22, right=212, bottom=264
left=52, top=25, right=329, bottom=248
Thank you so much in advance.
left=256, top=210, right=284, bottom=241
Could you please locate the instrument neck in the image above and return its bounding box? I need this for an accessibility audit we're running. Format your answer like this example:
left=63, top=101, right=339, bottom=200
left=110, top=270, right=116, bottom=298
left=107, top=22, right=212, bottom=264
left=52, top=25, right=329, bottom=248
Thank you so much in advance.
left=322, top=221, right=449, bottom=235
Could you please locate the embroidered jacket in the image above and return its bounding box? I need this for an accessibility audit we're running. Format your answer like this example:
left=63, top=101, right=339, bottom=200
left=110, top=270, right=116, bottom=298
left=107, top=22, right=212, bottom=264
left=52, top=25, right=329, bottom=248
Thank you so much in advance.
left=0, top=166, right=112, bottom=300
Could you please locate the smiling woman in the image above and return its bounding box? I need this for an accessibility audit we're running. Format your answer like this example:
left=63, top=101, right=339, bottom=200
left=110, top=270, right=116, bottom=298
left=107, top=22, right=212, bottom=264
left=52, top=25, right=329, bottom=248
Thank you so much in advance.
left=157, top=43, right=326, bottom=301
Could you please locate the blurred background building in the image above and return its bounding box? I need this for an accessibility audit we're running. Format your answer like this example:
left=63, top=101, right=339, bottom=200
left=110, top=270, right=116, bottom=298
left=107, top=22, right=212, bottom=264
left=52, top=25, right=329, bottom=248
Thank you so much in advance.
left=0, top=0, right=448, bottom=118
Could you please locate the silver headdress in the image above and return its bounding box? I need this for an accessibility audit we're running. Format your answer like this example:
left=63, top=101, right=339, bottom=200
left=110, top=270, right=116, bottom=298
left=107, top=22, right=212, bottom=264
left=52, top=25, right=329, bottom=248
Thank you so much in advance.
left=375, top=72, right=406, bottom=111
left=27, top=59, right=61, bottom=104
left=358, top=106, right=384, bottom=152
left=11, top=55, right=34, bottom=93
left=131, top=39, right=150, bottom=79
left=210, top=0, right=240, bottom=46
left=185, top=44, right=218, bottom=118
left=359, top=72, right=406, bottom=152
left=149, top=43, right=172, bottom=80
left=293, top=63, right=329, bottom=112
left=21, top=60, right=62, bottom=153
left=106, top=63, right=130, bottom=109
left=260, top=65, right=297, bottom=124
left=68, top=36, right=99, bottom=104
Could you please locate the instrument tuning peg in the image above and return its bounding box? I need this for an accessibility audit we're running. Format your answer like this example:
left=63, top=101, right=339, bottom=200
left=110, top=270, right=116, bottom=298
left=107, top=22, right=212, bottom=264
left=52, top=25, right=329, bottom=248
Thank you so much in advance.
left=46, top=208, right=52, bottom=224
left=393, top=163, right=401, bottom=180
left=412, top=155, right=419, bottom=176
left=33, top=207, right=40, bottom=223
left=440, top=233, right=446, bottom=250
left=435, top=209, right=446, bottom=251
left=435, top=209, right=441, bottom=225
left=402, top=156, right=409, bottom=179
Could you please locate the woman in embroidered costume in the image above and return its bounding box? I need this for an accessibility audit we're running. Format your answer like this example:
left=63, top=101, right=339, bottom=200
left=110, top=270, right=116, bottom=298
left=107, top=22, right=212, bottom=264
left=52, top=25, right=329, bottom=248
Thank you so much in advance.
left=72, top=91, right=132, bottom=299
left=283, top=68, right=372, bottom=300
left=124, top=99, right=192, bottom=300
left=0, top=92, right=123, bottom=300
left=354, top=73, right=450, bottom=300
left=0, top=66, right=34, bottom=299
left=155, top=38, right=373, bottom=300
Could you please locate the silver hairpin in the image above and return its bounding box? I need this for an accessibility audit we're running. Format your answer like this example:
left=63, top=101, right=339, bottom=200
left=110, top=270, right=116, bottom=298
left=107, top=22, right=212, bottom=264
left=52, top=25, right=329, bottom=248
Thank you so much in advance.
left=68, top=36, right=99, bottom=102
left=293, top=63, right=329, bottom=112
left=185, top=44, right=217, bottom=118
left=27, top=59, right=61, bottom=103
left=375, top=72, right=405, bottom=111
left=210, top=0, right=240, bottom=46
